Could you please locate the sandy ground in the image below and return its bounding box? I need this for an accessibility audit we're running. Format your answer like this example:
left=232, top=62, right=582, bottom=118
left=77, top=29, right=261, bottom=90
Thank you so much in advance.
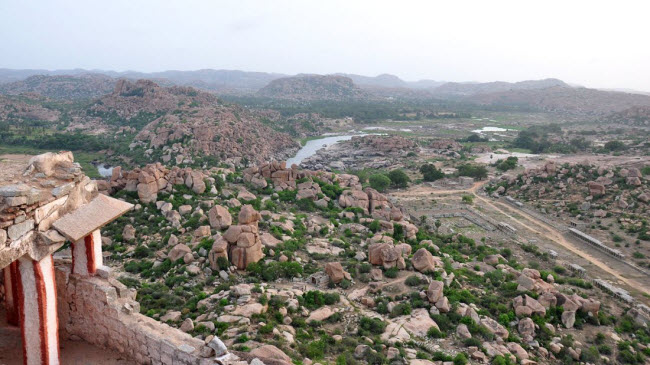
left=474, top=151, right=650, bottom=170
left=0, top=308, right=135, bottom=365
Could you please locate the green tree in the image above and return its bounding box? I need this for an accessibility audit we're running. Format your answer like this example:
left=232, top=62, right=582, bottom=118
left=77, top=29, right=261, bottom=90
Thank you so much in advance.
left=388, top=169, right=410, bottom=188
left=604, top=140, right=626, bottom=151
left=457, top=164, right=488, bottom=180
left=369, top=173, right=391, bottom=192
left=420, top=164, right=445, bottom=182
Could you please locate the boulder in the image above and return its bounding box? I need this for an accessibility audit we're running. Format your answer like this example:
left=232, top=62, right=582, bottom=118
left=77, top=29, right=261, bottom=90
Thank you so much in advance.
left=208, top=237, right=229, bottom=269
left=239, top=205, right=261, bottom=224
left=122, top=224, right=136, bottom=241
left=426, top=280, right=444, bottom=303
left=411, top=248, right=437, bottom=273
left=250, top=345, right=292, bottom=365
left=208, top=205, right=232, bottom=229
left=325, top=262, right=346, bottom=284
left=168, top=244, right=192, bottom=262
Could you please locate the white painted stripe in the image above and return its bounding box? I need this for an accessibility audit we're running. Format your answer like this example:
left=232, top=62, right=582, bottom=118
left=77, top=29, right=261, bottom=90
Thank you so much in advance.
left=92, top=230, right=103, bottom=270
left=39, top=255, right=59, bottom=364
left=18, top=257, right=42, bottom=365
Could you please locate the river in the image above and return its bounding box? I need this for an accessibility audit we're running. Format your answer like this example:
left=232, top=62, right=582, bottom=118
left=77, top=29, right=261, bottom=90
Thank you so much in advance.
left=286, top=134, right=361, bottom=166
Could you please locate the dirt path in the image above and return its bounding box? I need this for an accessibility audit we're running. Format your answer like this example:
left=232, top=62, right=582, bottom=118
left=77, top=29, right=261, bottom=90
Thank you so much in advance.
left=475, top=195, right=650, bottom=296
left=394, top=181, right=650, bottom=298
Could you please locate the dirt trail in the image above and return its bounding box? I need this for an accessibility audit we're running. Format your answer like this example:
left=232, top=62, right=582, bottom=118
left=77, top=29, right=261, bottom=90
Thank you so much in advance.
left=394, top=181, right=650, bottom=298
left=476, top=195, right=650, bottom=296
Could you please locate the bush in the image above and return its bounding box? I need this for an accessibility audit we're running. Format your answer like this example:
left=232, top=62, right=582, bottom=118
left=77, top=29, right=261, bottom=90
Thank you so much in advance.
left=457, top=164, right=488, bottom=180
left=358, top=316, right=387, bottom=336
left=420, top=164, right=445, bottom=182
left=495, top=156, right=518, bottom=171
left=388, top=169, right=410, bottom=188
left=427, top=326, right=446, bottom=338
left=369, top=173, right=391, bottom=192
left=384, top=267, right=399, bottom=278
left=405, top=275, right=421, bottom=286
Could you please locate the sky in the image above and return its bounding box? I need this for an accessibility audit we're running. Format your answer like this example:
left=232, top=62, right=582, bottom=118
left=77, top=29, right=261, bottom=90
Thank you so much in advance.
left=1, top=0, right=649, bottom=90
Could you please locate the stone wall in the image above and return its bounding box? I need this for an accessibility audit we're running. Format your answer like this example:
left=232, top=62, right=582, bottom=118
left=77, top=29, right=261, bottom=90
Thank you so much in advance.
left=55, top=264, right=223, bottom=365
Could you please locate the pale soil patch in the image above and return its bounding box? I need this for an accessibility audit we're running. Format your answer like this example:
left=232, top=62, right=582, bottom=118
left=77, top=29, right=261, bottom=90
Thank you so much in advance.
left=0, top=154, right=32, bottom=184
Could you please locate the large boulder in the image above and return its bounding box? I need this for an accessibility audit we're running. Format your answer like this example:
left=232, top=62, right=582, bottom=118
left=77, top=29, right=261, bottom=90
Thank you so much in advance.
left=480, top=316, right=509, bottom=339
left=208, top=205, right=232, bottom=229
left=426, top=280, right=444, bottom=303
left=168, top=244, right=192, bottom=262
left=325, top=262, right=346, bottom=284
left=250, top=345, right=292, bottom=365
left=239, top=204, right=261, bottom=224
left=208, top=237, right=229, bottom=270
left=411, top=248, right=437, bottom=273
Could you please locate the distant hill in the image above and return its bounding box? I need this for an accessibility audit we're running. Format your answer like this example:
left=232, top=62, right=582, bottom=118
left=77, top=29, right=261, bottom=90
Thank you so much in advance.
left=431, top=78, right=569, bottom=96
left=335, top=73, right=408, bottom=89
left=464, top=86, right=650, bottom=115
left=0, top=68, right=286, bottom=94
left=257, top=75, right=367, bottom=101
left=0, top=74, right=116, bottom=99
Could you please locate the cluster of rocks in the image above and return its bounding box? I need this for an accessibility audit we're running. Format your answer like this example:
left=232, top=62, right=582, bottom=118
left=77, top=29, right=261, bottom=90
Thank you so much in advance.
left=0, top=152, right=98, bottom=267
left=243, top=161, right=361, bottom=191
left=300, top=135, right=418, bottom=171
left=98, top=163, right=212, bottom=203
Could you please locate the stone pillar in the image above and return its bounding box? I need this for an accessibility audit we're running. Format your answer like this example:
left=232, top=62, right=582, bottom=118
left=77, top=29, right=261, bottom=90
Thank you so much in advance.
left=71, top=229, right=103, bottom=276
left=3, top=261, right=20, bottom=325
left=16, top=254, right=60, bottom=365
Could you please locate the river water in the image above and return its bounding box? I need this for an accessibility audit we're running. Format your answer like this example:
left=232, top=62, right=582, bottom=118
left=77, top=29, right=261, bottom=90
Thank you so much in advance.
left=286, top=134, right=360, bottom=166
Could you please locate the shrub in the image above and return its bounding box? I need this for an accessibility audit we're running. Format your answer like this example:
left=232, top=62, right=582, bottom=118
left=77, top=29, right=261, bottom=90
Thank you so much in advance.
left=369, top=174, right=391, bottom=192
left=388, top=169, right=410, bottom=188
left=405, top=275, right=421, bottom=286
left=427, top=326, right=446, bottom=338
left=384, top=267, right=399, bottom=278
left=420, top=164, right=445, bottom=182
left=358, top=316, right=387, bottom=335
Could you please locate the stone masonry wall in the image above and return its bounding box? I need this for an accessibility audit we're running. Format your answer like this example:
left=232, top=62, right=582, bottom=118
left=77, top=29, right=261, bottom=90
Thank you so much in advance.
left=55, top=264, right=219, bottom=365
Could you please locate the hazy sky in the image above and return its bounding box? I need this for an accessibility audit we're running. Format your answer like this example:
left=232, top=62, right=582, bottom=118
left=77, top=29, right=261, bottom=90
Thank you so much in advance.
left=1, top=0, right=649, bottom=90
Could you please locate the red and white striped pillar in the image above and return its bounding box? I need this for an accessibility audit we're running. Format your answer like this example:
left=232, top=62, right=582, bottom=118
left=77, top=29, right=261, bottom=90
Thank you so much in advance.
left=3, top=261, right=20, bottom=326
left=16, top=254, right=60, bottom=365
left=71, top=229, right=103, bottom=276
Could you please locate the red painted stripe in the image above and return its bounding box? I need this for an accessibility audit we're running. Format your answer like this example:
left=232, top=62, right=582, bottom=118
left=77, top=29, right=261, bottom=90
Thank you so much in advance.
left=85, top=234, right=96, bottom=274
left=34, top=260, right=50, bottom=365
left=16, top=261, right=27, bottom=365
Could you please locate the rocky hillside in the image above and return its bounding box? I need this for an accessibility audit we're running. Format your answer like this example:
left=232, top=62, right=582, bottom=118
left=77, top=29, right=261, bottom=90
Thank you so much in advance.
left=432, top=78, right=569, bottom=97
left=87, top=80, right=300, bottom=164
left=96, top=160, right=650, bottom=365
left=465, top=86, right=650, bottom=116
left=0, top=74, right=116, bottom=99
left=0, top=95, right=61, bottom=123
left=603, top=106, right=650, bottom=126
left=257, top=75, right=367, bottom=101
